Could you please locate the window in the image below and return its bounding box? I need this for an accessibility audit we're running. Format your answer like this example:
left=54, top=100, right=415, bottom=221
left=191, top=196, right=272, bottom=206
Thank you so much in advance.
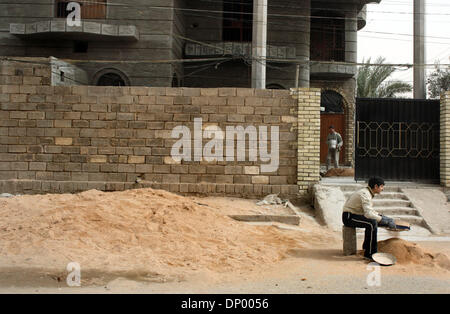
left=97, top=73, right=126, bottom=86
left=311, top=11, right=345, bottom=62
left=223, top=0, right=253, bottom=42
left=321, top=90, right=344, bottom=113
left=55, top=0, right=107, bottom=19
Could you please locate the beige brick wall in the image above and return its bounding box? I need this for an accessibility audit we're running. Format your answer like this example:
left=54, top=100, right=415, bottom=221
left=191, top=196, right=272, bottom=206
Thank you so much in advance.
left=0, top=58, right=51, bottom=86
left=441, top=91, right=450, bottom=187
left=0, top=85, right=304, bottom=198
left=293, top=88, right=321, bottom=196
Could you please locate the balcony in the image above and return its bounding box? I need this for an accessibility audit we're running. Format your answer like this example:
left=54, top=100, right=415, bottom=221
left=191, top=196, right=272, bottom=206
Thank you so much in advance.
left=310, top=61, right=357, bottom=79
left=9, top=1, right=138, bottom=42
left=358, top=5, right=368, bottom=30
left=185, top=42, right=297, bottom=60
left=10, top=20, right=139, bottom=42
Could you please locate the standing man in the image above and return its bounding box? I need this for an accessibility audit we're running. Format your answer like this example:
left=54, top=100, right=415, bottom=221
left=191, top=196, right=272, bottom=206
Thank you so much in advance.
left=326, top=125, right=343, bottom=170
left=342, top=176, right=397, bottom=259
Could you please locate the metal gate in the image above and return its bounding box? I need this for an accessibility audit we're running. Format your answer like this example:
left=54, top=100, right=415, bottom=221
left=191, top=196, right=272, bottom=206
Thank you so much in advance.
left=355, top=98, right=440, bottom=182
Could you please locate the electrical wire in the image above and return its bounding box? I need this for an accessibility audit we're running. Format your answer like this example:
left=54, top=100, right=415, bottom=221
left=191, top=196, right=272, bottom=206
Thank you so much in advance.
left=3, top=0, right=450, bottom=15
left=1, top=2, right=448, bottom=41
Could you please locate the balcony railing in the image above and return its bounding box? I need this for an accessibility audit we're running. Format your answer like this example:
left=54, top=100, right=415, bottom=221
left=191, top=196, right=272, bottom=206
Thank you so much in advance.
left=311, top=48, right=345, bottom=62
left=55, top=0, right=107, bottom=19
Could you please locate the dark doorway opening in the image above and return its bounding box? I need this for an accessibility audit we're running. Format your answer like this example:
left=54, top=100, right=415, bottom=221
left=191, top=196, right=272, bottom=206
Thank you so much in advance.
left=223, top=0, right=253, bottom=42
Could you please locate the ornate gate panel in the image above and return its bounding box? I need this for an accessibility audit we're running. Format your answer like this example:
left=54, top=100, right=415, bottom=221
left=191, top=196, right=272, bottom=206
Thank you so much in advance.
left=355, top=98, right=440, bottom=182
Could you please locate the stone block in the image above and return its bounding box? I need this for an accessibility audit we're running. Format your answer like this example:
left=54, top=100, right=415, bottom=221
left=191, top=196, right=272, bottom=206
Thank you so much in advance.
left=343, top=226, right=357, bottom=256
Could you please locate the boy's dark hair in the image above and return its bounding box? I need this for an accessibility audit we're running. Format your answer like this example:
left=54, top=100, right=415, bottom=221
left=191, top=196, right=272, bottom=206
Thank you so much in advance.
left=368, top=176, right=385, bottom=188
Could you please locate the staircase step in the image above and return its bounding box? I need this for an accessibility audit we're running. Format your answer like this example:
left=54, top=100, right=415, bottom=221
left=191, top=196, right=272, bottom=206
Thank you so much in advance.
left=343, top=192, right=409, bottom=201
left=339, top=185, right=402, bottom=193
left=375, top=207, right=419, bottom=216
left=388, top=214, right=425, bottom=226
left=372, top=199, right=412, bottom=207
left=374, top=192, right=408, bottom=200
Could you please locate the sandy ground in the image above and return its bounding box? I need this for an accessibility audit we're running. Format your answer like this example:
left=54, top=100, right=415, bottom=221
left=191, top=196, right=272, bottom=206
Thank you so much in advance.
left=1, top=240, right=449, bottom=294
left=0, top=188, right=449, bottom=294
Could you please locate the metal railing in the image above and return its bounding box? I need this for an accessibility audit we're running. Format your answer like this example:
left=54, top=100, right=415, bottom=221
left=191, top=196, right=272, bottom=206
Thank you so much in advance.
left=310, top=47, right=345, bottom=62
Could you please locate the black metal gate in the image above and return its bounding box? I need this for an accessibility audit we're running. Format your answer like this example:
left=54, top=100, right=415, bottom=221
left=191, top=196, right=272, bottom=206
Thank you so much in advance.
left=355, top=98, right=440, bottom=182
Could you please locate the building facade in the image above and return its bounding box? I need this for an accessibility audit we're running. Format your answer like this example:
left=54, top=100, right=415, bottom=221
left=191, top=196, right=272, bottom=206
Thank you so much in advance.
left=0, top=0, right=381, bottom=166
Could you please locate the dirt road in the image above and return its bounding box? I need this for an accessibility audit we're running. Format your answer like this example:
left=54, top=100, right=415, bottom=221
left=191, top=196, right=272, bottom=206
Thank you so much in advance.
left=0, top=191, right=448, bottom=294
left=1, top=240, right=449, bottom=294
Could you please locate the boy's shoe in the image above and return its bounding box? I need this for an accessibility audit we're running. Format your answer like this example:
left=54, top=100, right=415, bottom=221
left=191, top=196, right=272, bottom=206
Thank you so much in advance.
left=364, top=254, right=374, bottom=262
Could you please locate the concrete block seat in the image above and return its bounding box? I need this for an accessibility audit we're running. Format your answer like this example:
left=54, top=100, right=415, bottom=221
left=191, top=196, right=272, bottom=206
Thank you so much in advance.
left=342, top=225, right=357, bottom=256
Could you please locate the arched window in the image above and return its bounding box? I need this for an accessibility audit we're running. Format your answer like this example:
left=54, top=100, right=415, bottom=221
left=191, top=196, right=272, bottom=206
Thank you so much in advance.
left=93, top=68, right=130, bottom=86
left=321, top=90, right=344, bottom=114
left=266, top=83, right=286, bottom=90
left=97, top=73, right=126, bottom=86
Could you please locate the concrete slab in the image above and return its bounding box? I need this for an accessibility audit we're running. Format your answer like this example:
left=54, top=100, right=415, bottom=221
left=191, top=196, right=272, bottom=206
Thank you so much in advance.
left=228, top=215, right=300, bottom=226
left=402, top=188, right=450, bottom=235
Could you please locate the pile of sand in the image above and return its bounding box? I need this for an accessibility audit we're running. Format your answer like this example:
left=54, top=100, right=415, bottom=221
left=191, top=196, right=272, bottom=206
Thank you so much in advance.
left=324, top=168, right=355, bottom=177
left=0, top=188, right=337, bottom=281
left=378, top=238, right=450, bottom=270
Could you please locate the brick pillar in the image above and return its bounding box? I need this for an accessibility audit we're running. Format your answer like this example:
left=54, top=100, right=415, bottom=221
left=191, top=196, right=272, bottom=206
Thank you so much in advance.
left=345, top=94, right=355, bottom=167
left=294, top=88, right=321, bottom=196
left=441, top=91, right=450, bottom=187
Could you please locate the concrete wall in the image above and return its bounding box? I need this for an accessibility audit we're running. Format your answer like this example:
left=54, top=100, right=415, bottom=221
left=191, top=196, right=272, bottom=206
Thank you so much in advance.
left=441, top=91, right=450, bottom=188
left=0, top=57, right=88, bottom=86
left=0, top=84, right=303, bottom=198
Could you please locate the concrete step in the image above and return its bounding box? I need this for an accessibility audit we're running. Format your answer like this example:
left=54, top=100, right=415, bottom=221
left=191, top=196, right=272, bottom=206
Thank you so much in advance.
left=228, top=215, right=300, bottom=226
left=338, top=185, right=402, bottom=193
left=375, top=207, right=420, bottom=216
left=344, top=192, right=409, bottom=201
left=372, top=199, right=412, bottom=207
left=388, top=214, right=425, bottom=226
left=373, top=192, right=409, bottom=200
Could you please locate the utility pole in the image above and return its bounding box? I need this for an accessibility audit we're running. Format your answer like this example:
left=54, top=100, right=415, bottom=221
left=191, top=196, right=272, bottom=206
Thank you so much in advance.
left=414, top=0, right=426, bottom=99
left=251, top=0, right=267, bottom=89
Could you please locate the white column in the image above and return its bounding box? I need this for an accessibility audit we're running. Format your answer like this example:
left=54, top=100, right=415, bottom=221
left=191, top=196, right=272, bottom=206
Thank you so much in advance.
left=414, top=0, right=426, bottom=99
left=251, top=0, right=267, bottom=89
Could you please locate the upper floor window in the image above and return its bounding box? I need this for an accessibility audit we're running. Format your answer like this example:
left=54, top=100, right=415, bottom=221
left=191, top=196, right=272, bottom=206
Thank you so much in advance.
left=55, top=0, right=107, bottom=19
left=311, top=11, right=345, bottom=62
left=223, top=0, right=253, bottom=42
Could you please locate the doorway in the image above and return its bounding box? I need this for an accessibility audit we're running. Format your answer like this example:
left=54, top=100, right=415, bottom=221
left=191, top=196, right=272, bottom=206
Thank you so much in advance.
left=320, top=90, right=345, bottom=165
